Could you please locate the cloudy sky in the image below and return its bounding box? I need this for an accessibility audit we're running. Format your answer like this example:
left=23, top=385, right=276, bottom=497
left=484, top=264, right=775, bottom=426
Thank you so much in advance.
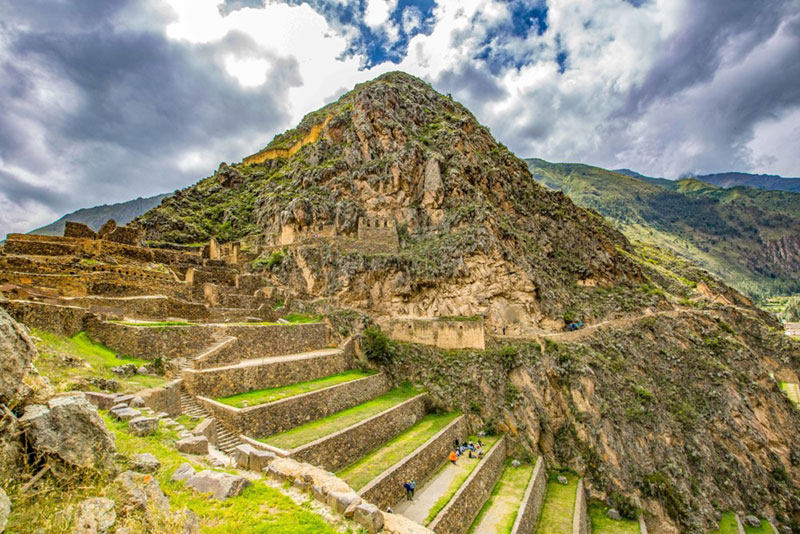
left=1, top=0, right=799, bottom=236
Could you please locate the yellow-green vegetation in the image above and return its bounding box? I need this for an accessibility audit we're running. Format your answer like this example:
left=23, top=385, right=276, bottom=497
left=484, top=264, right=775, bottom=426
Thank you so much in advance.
left=535, top=473, right=578, bottom=534
left=712, top=512, right=740, bottom=534
left=424, top=435, right=499, bottom=525
left=588, top=502, right=640, bottom=534
left=743, top=518, right=774, bottom=534
left=281, top=312, right=324, bottom=324
left=780, top=382, right=800, bottom=407
left=338, top=412, right=460, bottom=490
left=32, top=329, right=165, bottom=393
left=260, top=383, right=423, bottom=450
left=468, top=460, right=534, bottom=534
left=174, top=414, right=202, bottom=431
left=218, top=370, right=376, bottom=408
left=4, top=414, right=343, bottom=534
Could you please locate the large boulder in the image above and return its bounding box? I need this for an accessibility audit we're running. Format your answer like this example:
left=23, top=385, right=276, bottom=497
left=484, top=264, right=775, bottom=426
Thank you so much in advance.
left=128, top=416, right=158, bottom=437
left=0, top=309, right=37, bottom=406
left=114, top=471, right=169, bottom=514
left=176, top=436, right=208, bottom=455
left=131, top=453, right=160, bottom=474
left=184, top=470, right=251, bottom=500
left=0, top=487, right=9, bottom=533
left=18, top=394, right=116, bottom=471
left=354, top=503, right=384, bottom=534
left=73, top=497, right=116, bottom=534
left=171, top=463, right=196, bottom=482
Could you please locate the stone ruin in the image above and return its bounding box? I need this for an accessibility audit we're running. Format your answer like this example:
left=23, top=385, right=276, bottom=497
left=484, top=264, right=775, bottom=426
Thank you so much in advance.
left=64, top=219, right=143, bottom=246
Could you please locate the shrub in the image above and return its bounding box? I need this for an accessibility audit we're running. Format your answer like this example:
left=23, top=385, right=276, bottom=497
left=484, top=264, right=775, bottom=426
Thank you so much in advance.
left=363, top=326, right=395, bottom=364
left=609, top=492, right=639, bottom=520
left=252, top=250, right=284, bottom=271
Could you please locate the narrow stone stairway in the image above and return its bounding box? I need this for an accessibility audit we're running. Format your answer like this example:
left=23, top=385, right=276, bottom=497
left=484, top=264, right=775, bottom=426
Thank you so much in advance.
left=179, top=388, right=243, bottom=454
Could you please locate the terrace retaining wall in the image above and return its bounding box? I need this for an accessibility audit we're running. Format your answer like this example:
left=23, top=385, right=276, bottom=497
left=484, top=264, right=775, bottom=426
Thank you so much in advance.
left=359, top=414, right=469, bottom=510
left=290, top=394, right=429, bottom=472
left=138, top=379, right=182, bottom=416
left=198, top=372, right=392, bottom=438
left=428, top=436, right=507, bottom=534
left=0, top=299, right=89, bottom=337
left=572, top=479, right=589, bottom=534
left=510, top=456, right=547, bottom=534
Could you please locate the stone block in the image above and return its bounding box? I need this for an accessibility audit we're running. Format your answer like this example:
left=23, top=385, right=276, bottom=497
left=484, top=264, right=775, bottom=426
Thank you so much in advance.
left=130, top=396, right=145, bottom=408
left=113, top=394, right=135, bottom=406
left=85, top=392, right=116, bottom=410
left=130, top=453, right=160, bottom=474
left=192, top=418, right=216, bottom=446
left=327, top=491, right=361, bottom=516
left=176, top=436, right=208, bottom=455
left=250, top=450, right=277, bottom=473
left=128, top=416, right=158, bottom=437
left=64, top=222, right=97, bottom=240
left=111, top=407, right=141, bottom=422
left=171, top=463, right=196, bottom=482
left=354, top=503, right=384, bottom=534
left=233, top=444, right=257, bottom=470
left=114, top=471, right=169, bottom=514
left=73, top=497, right=115, bottom=534
left=185, top=470, right=252, bottom=500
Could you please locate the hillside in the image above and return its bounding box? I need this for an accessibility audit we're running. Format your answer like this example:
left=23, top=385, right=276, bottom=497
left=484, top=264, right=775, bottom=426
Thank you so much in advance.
left=121, top=72, right=800, bottom=532
left=529, top=158, right=800, bottom=300
left=697, top=172, right=800, bottom=193
left=28, top=193, right=171, bottom=237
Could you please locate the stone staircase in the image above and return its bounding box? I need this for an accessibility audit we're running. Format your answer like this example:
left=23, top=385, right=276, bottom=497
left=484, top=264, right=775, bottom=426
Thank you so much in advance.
left=179, top=388, right=243, bottom=454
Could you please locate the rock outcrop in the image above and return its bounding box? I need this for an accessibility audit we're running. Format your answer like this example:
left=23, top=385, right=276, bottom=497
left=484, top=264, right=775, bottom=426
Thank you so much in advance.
left=0, top=308, right=38, bottom=406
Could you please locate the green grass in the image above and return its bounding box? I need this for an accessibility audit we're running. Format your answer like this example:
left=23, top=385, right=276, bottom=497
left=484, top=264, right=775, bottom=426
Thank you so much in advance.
left=217, top=370, right=376, bottom=408
left=780, top=382, right=800, bottom=406
left=535, top=473, right=578, bottom=534
left=588, top=502, right=640, bottom=534
left=338, top=412, right=460, bottom=490
left=174, top=414, right=202, bottom=431
left=743, top=518, right=773, bottom=534
left=468, top=459, right=534, bottom=534
left=712, top=512, right=741, bottom=534
left=31, top=329, right=165, bottom=393
left=4, top=414, right=344, bottom=534
left=424, top=435, right=499, bottom=525
left=259, top=383, right=423, bottom=450
left=281, top=313, right=323, bottom=324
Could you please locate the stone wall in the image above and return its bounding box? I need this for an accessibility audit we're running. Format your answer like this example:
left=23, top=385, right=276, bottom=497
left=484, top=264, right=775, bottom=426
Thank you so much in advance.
left=0, top=299, right=89, bottom=337
left=359, top=415, right=469, bottom=510
left=64, top=222, right=97, bottom=239
left=138, top=379, right=182, bottom=416
left=510, top=456, right=547, bottom=534
left=290, top=394, right=428, bottom=472
left=356, top=218, right=399, bottom=254
left=381, top=318, right=486, bottom=350
left=183, top=346, right=352, bottom=398
left=86, top=317, right=215, bottom=360
left=199, top=373, right=392, bottom=438
left=0, top=271, right=189, bottom=299
left=59, top=295, right=210, bottom=321
left=572, top=479, right=588, bottom=534
left=428, top=435, right=507, bottom=534
left=198, top=322, right=330, bottom=365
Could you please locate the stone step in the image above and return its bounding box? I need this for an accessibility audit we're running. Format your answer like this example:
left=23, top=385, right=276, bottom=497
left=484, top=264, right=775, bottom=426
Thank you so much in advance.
left=179, top=389, right=243, bottom=454
left=182, top=347, right=353, bottom=399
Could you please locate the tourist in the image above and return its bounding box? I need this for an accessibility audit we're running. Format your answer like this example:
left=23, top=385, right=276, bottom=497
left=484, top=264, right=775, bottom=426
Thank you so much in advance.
left=449, top=450, right=458, bottom=465
left=403, top=480, right=413, bottom=500
left=409, top=479, right=416, bottom=499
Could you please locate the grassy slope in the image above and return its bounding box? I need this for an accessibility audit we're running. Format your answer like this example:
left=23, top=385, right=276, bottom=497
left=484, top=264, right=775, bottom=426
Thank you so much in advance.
left=468, top=460, right=534, bottom=534
left=713, top=512, right=741, bottom=534
left=32, top=329, right=165, bottom=393
left=744, top=519, right=774, bottom=534
left=535, top=474, right=578, bottom=534
left=4, top=414, right=341, bottom=534
left=526, top=158, right=800, bottom=300
left=260, top=383, right=422, bottom=449
left=425, top=435, right=500, bottom=525
left=338, top=412, right=460, bottom=490
left=218, top=369, right=375, bottom=408
left=588, top=502, right=640, bottom=534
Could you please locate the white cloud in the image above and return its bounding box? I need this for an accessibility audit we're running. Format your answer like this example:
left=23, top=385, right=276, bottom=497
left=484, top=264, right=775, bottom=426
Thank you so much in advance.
left=364, top=0, right=396, bottom=28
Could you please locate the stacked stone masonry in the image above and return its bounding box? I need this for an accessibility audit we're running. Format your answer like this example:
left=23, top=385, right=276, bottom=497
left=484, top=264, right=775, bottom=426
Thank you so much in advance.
left=572, top=479, right=589, bottom=534
left=1, top=300, right=89, bottom=337
left=198, top=372, right=392, bottom=438
left=359, top=414, right=470, bottom=511
left=428, top=436, right=507, bottom=534
left=510, top=456, right=547, bottom=534
left=381, top=318, right=486, bottom=350
left=183, top=347, right=348, bottom=399
left=288, top=394, right=429, bottom=472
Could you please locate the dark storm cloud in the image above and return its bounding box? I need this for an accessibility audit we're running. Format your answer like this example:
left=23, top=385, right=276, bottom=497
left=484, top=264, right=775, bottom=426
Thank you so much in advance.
left=0, top=0, right=297, bottom=235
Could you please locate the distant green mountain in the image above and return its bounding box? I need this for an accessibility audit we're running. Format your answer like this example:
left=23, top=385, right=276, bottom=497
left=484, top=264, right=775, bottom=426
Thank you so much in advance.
left=28, top=193, right=171, bottom=236
left=695, top=171, right=800, bottom=193
left=527, top=158, right=800, bottom=299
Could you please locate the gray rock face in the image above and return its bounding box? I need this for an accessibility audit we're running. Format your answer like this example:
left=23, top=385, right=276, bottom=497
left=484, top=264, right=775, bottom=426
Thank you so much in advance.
left=176, top=436, right=208, bottom=455
left=0, top=487, right=10, bottom=534
left=744, top=516, right=762, bottom=528
left=557, top=475, right=569, bottom=485
left=18, top=394, right=115, bottom=471
left=131, top=453, right=160, bottom=474
left=354, top=503, right=384, bottom=534
left=422, top=157, right=444, bottom=209
left=0, top=309, right=37, bottom=405
left=607, top=509, right=622, bottom=521
left=73, top=497, right=116, bottom=534
left=171, top=463, right=196, bottom=482
left=114, top=471, right=169, bottom=514
left=185, top=470, right=252, bottom=500
left=128, top=416, right=158, bottom=437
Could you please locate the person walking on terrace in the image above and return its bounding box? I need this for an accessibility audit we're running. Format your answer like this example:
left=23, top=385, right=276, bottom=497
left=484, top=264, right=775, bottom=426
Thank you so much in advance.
left=403, top=480, right=413, bottom=500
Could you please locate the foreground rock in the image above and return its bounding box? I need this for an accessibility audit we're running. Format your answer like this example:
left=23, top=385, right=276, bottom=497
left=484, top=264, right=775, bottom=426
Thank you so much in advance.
left=114, top=471, right=169, bottom=514
left=354, top=503, right=384, bottom=534
left=73, top=497, right=116, bottom=534
left=19, top=393, right=115, bottom=471
left=128, top=416, right=158, bottom=437
left=176, top=436, right=208, bottom=455
left=0, top=487, right=10, bottom=534
left=171, top=463, right=196, bottom=482
left=131, top=453, right=160, bottom=474
left=0, top=309, right=37, bottom=405
left=184, top=470, right=251, bottom=500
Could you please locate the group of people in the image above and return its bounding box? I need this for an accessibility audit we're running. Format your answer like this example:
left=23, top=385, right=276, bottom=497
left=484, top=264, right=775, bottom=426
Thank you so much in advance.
left=399, top=438, right=485, bottom=501
left=566, top=320, right=584, bottom=331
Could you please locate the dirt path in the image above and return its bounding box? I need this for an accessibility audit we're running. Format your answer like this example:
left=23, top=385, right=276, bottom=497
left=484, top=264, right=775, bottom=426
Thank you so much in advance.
left=393, top=457, right=478, bottom=524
